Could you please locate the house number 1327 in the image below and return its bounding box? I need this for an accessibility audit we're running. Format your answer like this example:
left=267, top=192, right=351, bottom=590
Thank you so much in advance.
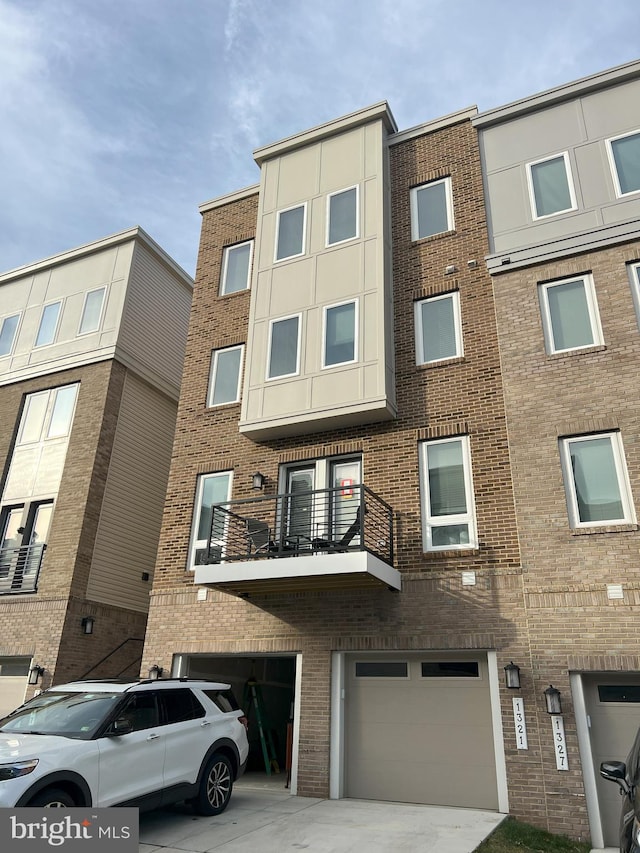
left=551, top=715, right=569, bottom=770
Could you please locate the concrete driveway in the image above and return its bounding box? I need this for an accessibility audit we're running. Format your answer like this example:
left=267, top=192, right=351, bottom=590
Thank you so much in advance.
left=139, top=780, right=505, bottom=853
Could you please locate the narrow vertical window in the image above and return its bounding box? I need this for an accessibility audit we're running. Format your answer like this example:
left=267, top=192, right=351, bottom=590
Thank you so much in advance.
left=415, top=292, right=462, bottom=364
left=189, top=472, right=232, bottom=567
left=35, top=302, right=61, bottom=347
left=419, top=437, right=477, bottom=550
left=560, top=433, right=635, bottom=527
left=527, top=153, right=576, bottom=218
left=410, top=178, right=454, bottom=240
left=327, top=186, right=358, bottom=246
left=275, top=205, right=306, bottom=261
left=539, top=275, right=602, bottom=354
left=267, top=315, right=300, bottom=379
left=220, top=241, right=253, bottom=295
left=0, top=314, right=20, bottom=357
left=78, top=287, right=106, bottom=335
left=323, top=301, right=357, bottom=367
left=607, top=130, right=640, bottom=197
left=207, top=345, right=244, bottom=406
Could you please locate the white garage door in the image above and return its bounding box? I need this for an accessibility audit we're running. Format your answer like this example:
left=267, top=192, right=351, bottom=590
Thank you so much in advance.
left=584, top=674, right=640, bottom=848
left=0, top=657, right=31, bottom=717
left=345, top=652, right=498, bottom=809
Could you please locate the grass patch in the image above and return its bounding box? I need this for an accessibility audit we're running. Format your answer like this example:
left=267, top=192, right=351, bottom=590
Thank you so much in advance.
left=474, top=817, right=592, bottom=853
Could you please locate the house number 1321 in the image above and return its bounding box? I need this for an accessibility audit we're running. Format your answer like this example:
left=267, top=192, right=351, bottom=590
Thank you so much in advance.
left=551, top=715, right=569, bottom=770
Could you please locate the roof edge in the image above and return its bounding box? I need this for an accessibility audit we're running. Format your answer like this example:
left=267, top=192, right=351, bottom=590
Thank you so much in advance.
left=199, top=184, right=260, bottom=214
left=389, top=106, right=478, bottom=146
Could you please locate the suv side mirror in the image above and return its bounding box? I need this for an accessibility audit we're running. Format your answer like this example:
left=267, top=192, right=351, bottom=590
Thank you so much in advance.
left=107, top=717, right=133, bottom=736
left=600, top=761, right=631, bottom=795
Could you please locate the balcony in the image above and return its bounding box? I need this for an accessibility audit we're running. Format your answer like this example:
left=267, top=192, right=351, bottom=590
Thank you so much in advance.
left=0, top=544, right=45, bottom=594
left=193, top=485, right=401, bottom=596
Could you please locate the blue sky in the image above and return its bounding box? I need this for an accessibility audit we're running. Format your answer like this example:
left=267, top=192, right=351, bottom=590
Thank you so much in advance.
left=1, top=0, right=638, bottom=277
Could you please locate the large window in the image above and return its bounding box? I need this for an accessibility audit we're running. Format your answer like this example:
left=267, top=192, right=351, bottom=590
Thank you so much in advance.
left=607, top=130, right=640, bottom=197
left=526, top=153, right=576, bottom=219
left=414, top=292, right=462, bottom=364
left=539, top=275, right=603, bottom=354
left=560, top=433, right=635, bottom=527
left=275, top=204, right=306, bottom=261
left=267, top=315, right=300, bottom=379
left=410, top=178, right=454, bottom=240
left=0, top=314, right=20, bottom=357
left=35, top=301, right=61, bottom=348
left=327, top=186, right=358, bottom=246
left=78, top=288, right=106, bottom=335
left=419, top=437, right=477, bottom=551
left=220, top=241, right=253, bottom=295
left=207, top=345, right=243, bottom=406
left=189, top=472, right=232, bottom=568
left=323, top=300, right=357, bottom=367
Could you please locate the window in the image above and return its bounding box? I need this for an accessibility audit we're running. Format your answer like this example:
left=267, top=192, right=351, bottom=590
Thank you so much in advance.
left=0, top=314, right=20, bottom=357
left=560, top=432, right=635, bottom=527
left=160, top=689, right=205, bottom=723
left=526, top=153, right=576, bottom=219
left=414, top=292, right=462, bottom=364
left=207, top=345, right=243, bottom=406
left=419, top=436, right=477, bottom=550
left=220, top=241, right=253, bottom=295
left=607, top=130, right=640, bottom=197
left=189, top=471, right=232, bottom=568
left=539, top=275, right=603, bottom=354
left=35, top=301, right=61, bottom=347
left=410, top=178, right=454, bottom=240
left=323, top=300, right=357, bottom=367
left=421, top=661, right=479, bottom=678
left=355, top=662, right=408, bottom=678
left=630, top=263, right=640, bottom=324
left=267, top=315, right=300, bottom=379
left=78, top=288, right=105, bottom=335
left=327, top=186, right=358, bottom=246
left=18, top=384, right=78, bottom=445
left=275, top=204, right=306, bottom=261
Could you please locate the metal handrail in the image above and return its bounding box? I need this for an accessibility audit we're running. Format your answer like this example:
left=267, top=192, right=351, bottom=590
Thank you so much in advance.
left=204, top=485, right=394, bottom=566
left=0, top=543, right=46, bottom=594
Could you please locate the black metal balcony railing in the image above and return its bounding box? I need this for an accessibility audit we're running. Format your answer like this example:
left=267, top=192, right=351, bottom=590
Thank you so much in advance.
left=0, top=544, right=46, bottom=594
left=199, top=484, right=394, bottom=567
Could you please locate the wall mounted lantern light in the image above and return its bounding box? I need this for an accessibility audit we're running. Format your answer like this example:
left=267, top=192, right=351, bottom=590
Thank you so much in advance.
left=81, top=616, right=94, bottom=635
left=544, top=684, right=562, bottom=714
left=504, top=661, right=521, bottom=689
left=28, top=665, right=45, bottom=685
left=252, top=471, right=265, bottom=491
left=148, top=665, right=163, bottom=681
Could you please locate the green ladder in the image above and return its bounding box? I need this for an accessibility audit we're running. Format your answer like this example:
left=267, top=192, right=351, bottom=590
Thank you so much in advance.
left=244, top=678, right=280, bottom=776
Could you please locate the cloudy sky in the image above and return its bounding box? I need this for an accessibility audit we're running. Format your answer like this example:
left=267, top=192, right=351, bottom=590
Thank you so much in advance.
left=1, top=0, right=638, bottom=277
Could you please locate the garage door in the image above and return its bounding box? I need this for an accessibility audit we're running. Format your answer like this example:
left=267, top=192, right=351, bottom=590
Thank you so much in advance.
left=345, top=652, right=498, bottom=809
left=0, top=657, right=31, bottom=717
left=584, top=674, right=640, bottom=848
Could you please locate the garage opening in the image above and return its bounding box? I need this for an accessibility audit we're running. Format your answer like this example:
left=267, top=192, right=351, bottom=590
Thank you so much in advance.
left=175, top=654, right=297, bottom=789
left=0, top=656, right=31, bottom=717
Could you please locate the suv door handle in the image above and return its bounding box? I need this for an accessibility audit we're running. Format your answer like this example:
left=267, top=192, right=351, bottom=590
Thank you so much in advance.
left=147, top=733, right=160, bottom=740
left=200, top=721, right=211, bottom=727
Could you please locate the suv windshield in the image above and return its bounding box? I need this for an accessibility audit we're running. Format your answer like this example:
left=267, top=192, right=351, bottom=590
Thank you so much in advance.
left=0, top=691, right=122, bottom=739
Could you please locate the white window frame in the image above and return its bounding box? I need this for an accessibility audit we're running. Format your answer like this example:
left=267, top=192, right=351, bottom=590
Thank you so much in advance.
left=606, top=129, right=640, bottom=198
left=629, top=262, right=640, bottom=327
left=35, top=301, right=62, bottom=348
left=419, top=436, right=478, bottom=552
left=188, top=471, right=233, bottom=569
left=274, top=203, right=307, bottom=262
left=220, top=240, right=253, bottom=295
left=77, top=287, right=106, bottom=336
left=0, top=313, right=21, bottom=357
left=322, top=299, right=358, bottom=369
left=207, top=344, right=244, bottom=407
left=539, top=274, right=603, bottom=355
left=266, top=313, right=302, bottom=380
left=526, top=152, right=577, bottom=220
left=559, top=432, right=636, bottom=528
left=325, top=185, right=359, bottom=247
left=410, top=177, right=454, bottom=241
left=414, top=291, right=463, bottom=365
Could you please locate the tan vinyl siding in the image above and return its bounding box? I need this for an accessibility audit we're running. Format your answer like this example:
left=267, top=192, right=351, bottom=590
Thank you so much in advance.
left=117, top=242, right=192, bottom=399
left=86, top=372, right=177, bottom=611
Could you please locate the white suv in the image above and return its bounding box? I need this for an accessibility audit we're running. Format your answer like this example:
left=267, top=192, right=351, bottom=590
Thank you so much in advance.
left=0, top=678, right=249, bottom=813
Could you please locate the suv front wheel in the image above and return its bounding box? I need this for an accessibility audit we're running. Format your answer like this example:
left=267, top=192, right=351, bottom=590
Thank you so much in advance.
left=28, top=787, right=76, bottom=807
left=193, top=753, right=233, bottom=816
